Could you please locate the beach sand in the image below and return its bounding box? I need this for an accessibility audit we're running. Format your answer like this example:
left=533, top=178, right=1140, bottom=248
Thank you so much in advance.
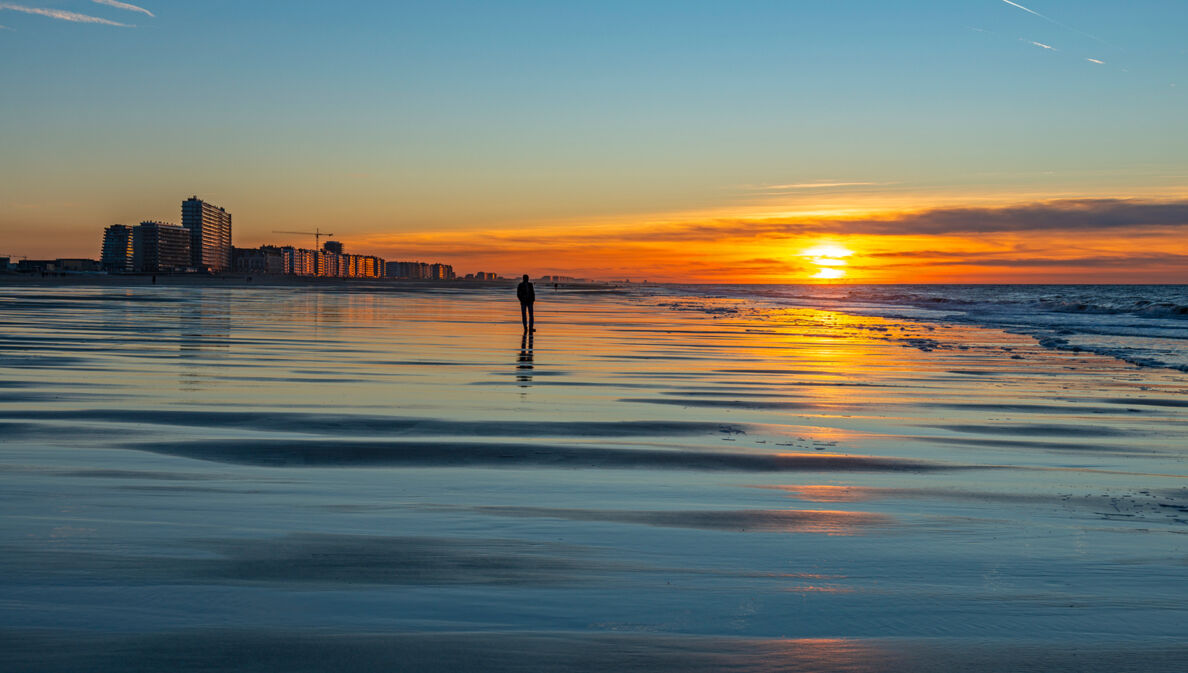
left=2, top=280, right=1186, bottom=671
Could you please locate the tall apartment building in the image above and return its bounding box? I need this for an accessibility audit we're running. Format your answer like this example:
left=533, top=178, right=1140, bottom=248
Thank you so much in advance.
left=181, top=196, right=232, bottom=271
left=100, top=224, right=134, bottom=273
left=133, top=221, right=192, bottom=272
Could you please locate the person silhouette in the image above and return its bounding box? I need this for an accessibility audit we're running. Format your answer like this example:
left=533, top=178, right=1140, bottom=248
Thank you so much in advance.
left=517, top=274, right=535, bottom=332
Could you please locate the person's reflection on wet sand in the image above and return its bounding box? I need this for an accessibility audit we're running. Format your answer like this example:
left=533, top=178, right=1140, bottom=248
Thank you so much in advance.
left=517, top=333, right=534, bottom=387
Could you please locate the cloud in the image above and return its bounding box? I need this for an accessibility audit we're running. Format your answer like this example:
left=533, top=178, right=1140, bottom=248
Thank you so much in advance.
left=527, top=199, right=1188, bottom=244
left=685, top=257, right=810, bottom=275
left=0, top=3, right=130, bottom=26
left=346, top=198, right=1188, bottom=281
left=91, top=0, right=152, bottom=17
left=654, top=199, right=1188, bottom=240
left=851, top=251, right=1188, bottom=271
left=760, top=182, right=884, bottom=190
left=1087, top=58, right=1105, bottom=64
left=1029, top=41, right=1056, bottom=51
left=838, top=199, right=1188, bottom=236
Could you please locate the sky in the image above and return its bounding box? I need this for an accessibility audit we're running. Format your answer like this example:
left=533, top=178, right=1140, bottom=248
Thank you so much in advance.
left=1, top=0, right=1186, bottom=282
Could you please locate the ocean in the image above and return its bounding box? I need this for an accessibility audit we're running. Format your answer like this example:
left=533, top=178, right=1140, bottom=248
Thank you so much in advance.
left=660, top=284, right=1188, bottom=371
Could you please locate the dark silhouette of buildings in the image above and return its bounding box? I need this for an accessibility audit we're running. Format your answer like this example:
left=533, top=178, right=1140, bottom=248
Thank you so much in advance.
left=17, top=259, right=55, bottom=273
left=101, top=224, right=134, bottom=273
left=78, top=194, right=467, bottom=279
left=182, top=196, right=232, bottom=272
left=133, top=221, right=192, bottom=272
left=55, top=258, right=101, bottom=272
left=232, top=245, right=285, bottom=274
left=385, top=261, right=455, bottom=280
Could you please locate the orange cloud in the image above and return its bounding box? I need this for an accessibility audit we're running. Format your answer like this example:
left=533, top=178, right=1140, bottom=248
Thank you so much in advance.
left=356, top=198, right=1188, bottom=283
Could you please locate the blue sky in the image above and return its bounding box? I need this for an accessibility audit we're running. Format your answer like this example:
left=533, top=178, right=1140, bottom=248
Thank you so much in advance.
left=1, top=1, right=1186, bottom=280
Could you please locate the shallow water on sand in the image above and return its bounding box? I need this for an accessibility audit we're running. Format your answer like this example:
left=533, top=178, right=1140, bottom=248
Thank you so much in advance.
left=2, top=282, right=1187, bottom=671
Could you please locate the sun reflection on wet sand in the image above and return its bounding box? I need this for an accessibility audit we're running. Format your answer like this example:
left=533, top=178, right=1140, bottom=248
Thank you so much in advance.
left=761, top=484, right=877, bottom=503
left=758, top=637, right=889, bottom=673
left=446, top=505, right=892, bottom=534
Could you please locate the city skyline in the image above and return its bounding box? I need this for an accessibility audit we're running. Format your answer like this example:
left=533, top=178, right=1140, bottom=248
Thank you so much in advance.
left=86, top=193, right=456, bottom=279
left=6, top=191, right=458, bottom=279
left=1, top=1, right=1186, bottom=282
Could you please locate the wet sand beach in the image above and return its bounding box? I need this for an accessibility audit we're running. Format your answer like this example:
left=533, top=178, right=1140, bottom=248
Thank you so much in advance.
left=2, top=281, right=1186, bottom=671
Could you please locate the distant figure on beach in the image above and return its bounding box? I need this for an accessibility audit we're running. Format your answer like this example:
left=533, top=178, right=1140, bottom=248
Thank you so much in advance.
left=517, top=274, right=535, bottom=332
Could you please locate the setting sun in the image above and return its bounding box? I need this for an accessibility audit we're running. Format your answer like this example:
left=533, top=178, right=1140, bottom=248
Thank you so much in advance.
left=803, top=244, right=854, bottom=261
left=803, top=244, right=854, bottom=280
left=812, top=268, right=846, bottom=279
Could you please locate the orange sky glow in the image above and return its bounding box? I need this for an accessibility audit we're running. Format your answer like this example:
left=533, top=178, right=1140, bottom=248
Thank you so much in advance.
left=8, top=189, right=1187, bottom=283
left=337, top=196, right=1188, bottom=284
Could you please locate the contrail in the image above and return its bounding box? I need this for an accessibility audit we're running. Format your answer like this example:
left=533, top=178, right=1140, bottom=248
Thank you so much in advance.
left=0, top=2, right=130, bottom=25
left=1001, top=0, right=1044, bottom=19
left=92, top=0, right=153, bottom=18
left=999, top=0, right=1111, bottom=47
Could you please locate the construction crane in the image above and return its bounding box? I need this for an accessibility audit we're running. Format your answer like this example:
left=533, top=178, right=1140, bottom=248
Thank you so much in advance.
left=272, top=229, right=335, bottom=249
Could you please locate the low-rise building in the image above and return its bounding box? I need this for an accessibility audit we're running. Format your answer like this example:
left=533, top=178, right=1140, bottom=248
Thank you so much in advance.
left=273, top=245, right=384, bottom=279
left=386, top=261, right=449, bottom=279
left=282, top=246, right=318, bottom=276
left=55, top=258, right=101, bottom=272
left=17, top=259, right=56, bottom=273
left=233, top=246, right=285, bottom=274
